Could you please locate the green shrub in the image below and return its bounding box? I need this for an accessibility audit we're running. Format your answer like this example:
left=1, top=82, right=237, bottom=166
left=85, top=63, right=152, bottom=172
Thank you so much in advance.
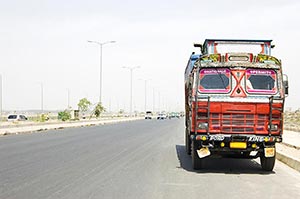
left=58, top=110, right=71, bottom=121
left=39, top=114, right=49, bottom=122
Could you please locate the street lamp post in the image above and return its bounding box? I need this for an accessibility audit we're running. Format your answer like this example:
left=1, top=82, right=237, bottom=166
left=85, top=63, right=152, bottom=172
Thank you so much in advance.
left=139, top=79, right=151, bottom=112
left=0, top=74, right=2, bottom=121
left=153, top=88, right=155, bottom=113
left=158, top=91, right=161, bottom=112
left=40, top=83, right=43, bottom=113
left=87, top=40, right=116, bottom=104
left=123, top=66, right=140, bottom=116
left=67, top=89, right=70, bottom=108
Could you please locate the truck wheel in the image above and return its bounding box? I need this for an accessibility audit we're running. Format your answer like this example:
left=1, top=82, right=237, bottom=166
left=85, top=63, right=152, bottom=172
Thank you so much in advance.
left=260, top=153, right=276, bottom=171
left=185, top=129, right=191, bottom=155
left=192, top=141, right=203, bottom=170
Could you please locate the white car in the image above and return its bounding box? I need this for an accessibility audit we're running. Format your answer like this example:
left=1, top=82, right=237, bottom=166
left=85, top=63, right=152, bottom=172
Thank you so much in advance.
left=145, top=111, right=153, bottom=119
left=157, top=113, right=167, bottom=120
left=7, top=114, right=28, bottom=122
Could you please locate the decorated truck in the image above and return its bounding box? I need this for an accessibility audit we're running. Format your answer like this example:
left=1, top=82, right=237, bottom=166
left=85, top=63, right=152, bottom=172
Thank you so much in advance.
left=184, top=39, right=289, bottom=171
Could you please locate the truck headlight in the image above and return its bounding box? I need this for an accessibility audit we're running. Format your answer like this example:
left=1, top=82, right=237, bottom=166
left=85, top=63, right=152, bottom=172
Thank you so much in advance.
left=269, top=124, right=278, bottom=131
left=198, top=122, right=208, bottom=130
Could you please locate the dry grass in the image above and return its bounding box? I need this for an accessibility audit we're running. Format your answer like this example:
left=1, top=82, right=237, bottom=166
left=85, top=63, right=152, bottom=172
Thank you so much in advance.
left=284, top=111, right=300, bottom=132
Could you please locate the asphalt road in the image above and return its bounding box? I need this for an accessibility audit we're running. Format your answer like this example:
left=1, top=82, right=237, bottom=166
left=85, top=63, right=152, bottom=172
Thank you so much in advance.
left=1, top=118, right=300, bottom=199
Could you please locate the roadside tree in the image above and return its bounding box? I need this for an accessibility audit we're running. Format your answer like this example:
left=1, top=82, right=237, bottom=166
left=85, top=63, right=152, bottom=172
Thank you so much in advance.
left=94, top=102, right=105, bottom=118
left=77, top=98, right=91, bottom=114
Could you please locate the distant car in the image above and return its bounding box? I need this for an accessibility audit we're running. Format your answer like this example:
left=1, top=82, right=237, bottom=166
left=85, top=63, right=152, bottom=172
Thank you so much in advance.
left=157, top=113, right=167, bottom=120
left=169, top=112, right=180, bottom=119
left=168, top=112, right=176, bottom=119
left=145, top=111, right=153, bottom=119
left=7, top=114, right=28, bottom=122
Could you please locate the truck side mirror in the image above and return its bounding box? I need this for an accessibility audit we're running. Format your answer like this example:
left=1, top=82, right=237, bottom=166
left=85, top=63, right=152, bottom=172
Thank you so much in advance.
left=193, top=43, right=203, bottom=52
left=283, top=74, right=289, bottom=97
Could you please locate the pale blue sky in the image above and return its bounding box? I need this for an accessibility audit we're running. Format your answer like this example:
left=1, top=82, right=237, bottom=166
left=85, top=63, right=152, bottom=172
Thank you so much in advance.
left=0, top=0, right=299, bottom=112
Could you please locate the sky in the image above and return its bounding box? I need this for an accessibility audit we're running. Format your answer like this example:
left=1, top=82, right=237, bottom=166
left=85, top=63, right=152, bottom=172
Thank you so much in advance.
left=0, top=0, right=300, bottom=113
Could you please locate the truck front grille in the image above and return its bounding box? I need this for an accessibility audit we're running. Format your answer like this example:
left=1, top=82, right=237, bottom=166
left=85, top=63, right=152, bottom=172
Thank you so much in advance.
left=210, top=113, right=268, bottom=134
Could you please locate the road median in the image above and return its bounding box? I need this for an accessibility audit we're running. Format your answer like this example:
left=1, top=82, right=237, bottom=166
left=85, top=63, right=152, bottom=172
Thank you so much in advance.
left=0, top=117, right=143, bottom=136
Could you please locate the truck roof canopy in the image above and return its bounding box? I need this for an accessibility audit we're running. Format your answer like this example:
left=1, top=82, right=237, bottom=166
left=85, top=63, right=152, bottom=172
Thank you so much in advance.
left=204, top=39, right=273, bottom=45
left=202, top=39, right=274, bottom=56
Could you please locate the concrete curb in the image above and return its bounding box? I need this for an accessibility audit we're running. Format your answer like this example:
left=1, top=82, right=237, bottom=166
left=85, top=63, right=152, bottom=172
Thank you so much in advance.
left=0, top=117, right=143, bottom=136
left=276, top=142, right=300, bottom=172
left=276, top=151, right=300, bottom=172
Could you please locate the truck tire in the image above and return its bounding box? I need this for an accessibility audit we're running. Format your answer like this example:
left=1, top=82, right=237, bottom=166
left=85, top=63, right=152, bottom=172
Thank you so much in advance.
left=260, top=151, right=276, bottom=171
left=185, top=129, right=191, bottom=155
left=192, top=141, right=203, bottom=170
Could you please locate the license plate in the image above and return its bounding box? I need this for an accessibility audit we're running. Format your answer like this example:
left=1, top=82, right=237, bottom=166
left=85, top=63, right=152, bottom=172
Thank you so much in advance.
left=264, top=147, right=275, bottom=157
left=230, top=142, right=247, bottom=149
left=197, top=147, right=211, bottom=158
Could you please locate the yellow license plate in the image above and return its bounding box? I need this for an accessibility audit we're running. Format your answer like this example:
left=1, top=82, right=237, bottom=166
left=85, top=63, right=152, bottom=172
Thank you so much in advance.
left=197, top=147, right=211, bottom=158
left=264, top=147, right=275, bottom=157
left=230, top=142, right=247, bottom=149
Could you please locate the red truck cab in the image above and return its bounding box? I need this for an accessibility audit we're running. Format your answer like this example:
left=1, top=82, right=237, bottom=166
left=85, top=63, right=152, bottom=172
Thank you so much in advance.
left=184, top=39, right=289, bottom=171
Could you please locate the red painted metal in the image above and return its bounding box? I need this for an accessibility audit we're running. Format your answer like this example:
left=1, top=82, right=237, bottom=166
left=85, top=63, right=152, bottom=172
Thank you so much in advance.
left=191, top=101, right=282, bottom=135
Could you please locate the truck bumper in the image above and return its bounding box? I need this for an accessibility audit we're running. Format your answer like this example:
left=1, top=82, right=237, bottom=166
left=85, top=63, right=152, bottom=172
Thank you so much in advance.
left=191, top=134, right=281, bottom=158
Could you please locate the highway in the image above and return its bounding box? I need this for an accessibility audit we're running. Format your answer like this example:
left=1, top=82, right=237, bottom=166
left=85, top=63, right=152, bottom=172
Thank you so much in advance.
left=1, top=118, right=300, bottom=199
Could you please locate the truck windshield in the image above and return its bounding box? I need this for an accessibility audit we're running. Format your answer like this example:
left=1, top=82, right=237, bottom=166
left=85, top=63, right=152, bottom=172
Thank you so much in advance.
left=199, top=68, right=231, bottom=93
left=246, top=69, right=277, bottom=94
